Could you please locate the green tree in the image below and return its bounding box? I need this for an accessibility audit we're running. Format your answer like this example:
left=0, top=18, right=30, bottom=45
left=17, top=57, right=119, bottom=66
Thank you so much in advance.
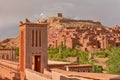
left=107, top=47, right=120, bottom=74
left=48, top=45, right=90, bottom=64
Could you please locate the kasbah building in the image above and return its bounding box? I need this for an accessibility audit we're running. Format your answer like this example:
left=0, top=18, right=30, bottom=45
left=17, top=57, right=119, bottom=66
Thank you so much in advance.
left=0, top=13, right=120, bottom=80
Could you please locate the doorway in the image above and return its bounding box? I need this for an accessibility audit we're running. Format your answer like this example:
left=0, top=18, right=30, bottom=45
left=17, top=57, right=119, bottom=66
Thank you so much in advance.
left=34, top=55, right=41, bottom=72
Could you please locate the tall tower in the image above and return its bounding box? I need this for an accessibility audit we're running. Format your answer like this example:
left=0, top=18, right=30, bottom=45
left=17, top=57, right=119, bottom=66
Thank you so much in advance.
left=19, top=19, right=48, bottom=79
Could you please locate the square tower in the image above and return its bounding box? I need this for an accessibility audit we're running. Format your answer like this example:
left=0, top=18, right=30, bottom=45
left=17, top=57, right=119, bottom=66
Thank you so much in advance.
left=19, top=19, right=48, bottom=76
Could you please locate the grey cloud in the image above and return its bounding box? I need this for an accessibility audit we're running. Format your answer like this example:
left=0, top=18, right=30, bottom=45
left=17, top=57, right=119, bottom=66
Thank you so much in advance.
left=0, top=25, right=18, bottom=41
left=0, top=0, right=120, bottom=39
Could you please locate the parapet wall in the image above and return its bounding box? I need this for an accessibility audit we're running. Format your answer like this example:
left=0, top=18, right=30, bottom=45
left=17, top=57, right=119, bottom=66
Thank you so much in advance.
left=25, top=69, right=51, bottom=80
left=0, top=60, right=120, bottom=80
left=48, top=64, right=73, bottom=71
left=51, top=68, right=120, bottom=80
left=0, top=59, right=20, bottom=80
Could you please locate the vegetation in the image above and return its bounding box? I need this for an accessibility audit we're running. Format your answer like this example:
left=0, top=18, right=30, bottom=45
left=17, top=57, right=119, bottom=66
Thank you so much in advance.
left=14, top=43, right=120, bottom=74
left=94, top=50, right=108, bottom=58
left=48, top=45, right=120, bottom=74
left=0, top=43, right=2, bottom=47
left=15, top=47, right=19, bottom=56
left=106, top=47, right=120, bottom=74
left=48, top=45, right=90, bottom=64
left=92, top=65, right=103, bottom=73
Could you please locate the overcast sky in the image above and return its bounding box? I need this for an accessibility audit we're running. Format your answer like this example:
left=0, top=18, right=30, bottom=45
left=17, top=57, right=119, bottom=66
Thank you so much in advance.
left=0, top=0, right=120, bottom=40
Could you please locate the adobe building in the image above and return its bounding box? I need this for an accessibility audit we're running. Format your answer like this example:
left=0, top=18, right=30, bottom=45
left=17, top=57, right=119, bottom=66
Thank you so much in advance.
left=0, top=15, right=120, bottom=80
left=48, top=24, right=120, bottom=52
left=0, top=14, right=120, bottom=80
left=44, top=13, right=120, bottom=52
left=0, top=48, right=16, bottom=60
left=19, top=19, right=48, bottom=79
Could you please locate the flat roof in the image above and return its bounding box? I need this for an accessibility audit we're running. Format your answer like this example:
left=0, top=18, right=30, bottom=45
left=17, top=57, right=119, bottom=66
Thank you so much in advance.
left=48, top=60, right=71, bottom=65
left=64, top=64, right=92, bottom=68
left=51, top=68, right=120, bottom=80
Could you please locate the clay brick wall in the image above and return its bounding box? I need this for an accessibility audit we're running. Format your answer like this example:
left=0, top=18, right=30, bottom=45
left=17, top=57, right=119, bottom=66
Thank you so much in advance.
left=25, top=69, right=51, bottom=80
left=0, top=49, right=16, bottom=60
left=51, top=68, right=120, bottom=80
left=0, top=59, right=20, bottom=80
left=48, top=25, right=120, bottom=52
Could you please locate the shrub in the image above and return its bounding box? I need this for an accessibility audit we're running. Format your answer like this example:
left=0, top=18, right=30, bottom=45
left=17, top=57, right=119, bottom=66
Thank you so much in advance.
left=48, top=45, right=90, bottom=64
left=107, top=47, right=120, bottom=74
left=94, top=51, right=108, bottom=58
left=15, top=47, right=19, bottom=56
left=92, top=65, right=103, bottom=73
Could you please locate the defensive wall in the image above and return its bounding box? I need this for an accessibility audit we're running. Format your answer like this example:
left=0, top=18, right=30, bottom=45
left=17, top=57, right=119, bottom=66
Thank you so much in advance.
left=0, top=59, right=120, bottom=80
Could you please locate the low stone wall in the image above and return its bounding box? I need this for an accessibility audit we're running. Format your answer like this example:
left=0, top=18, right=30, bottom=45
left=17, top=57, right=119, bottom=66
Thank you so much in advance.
left=25, top=69, right=51, bottom=80
left=48, top=64, right=76, bottom=71
left=0, top=59, right=20, bottom=80
left=0, top=59, right=120, bottom=80
left=51, top=68, right=120, bottom=80
left=0, top=49, right=16, bottom=60
left=64, top=64, right=92, bottom=72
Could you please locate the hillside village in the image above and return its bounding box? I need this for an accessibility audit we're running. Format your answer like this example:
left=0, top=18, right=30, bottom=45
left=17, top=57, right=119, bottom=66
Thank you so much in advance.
left=0, top=13, right=120, bottom=80
left=1, top=13, right=120, bottom=53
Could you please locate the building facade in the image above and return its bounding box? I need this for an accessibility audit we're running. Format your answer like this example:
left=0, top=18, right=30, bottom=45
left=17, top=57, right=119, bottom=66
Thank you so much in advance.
left=19, top=19, right=48, bottom=79
left=0, top=48, right=16, bottom=60
left=48, top=25, right=120, bottom=52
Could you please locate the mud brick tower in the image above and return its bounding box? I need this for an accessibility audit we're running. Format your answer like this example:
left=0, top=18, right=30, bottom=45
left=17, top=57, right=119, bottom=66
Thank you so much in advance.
left=19, top=19, right=48, bottom=79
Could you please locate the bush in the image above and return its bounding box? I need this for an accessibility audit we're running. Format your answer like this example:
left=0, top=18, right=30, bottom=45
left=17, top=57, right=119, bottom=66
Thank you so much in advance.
left=107, top=47, right=120, bottom=74
left=92, top=65, right=103, bottom=73
left=48, top=45, right=90, bottom=64
left=15, top=47, right=19, bottom=56
left=94, top=51, right=108, bottom=58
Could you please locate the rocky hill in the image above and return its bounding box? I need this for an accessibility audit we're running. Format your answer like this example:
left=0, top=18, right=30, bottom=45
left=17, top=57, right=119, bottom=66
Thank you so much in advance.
left=0, top=36, right=19, bottom=49
left=0, top=13, right=109, bottom=49
left=37, top=13, right=106, bottom=34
